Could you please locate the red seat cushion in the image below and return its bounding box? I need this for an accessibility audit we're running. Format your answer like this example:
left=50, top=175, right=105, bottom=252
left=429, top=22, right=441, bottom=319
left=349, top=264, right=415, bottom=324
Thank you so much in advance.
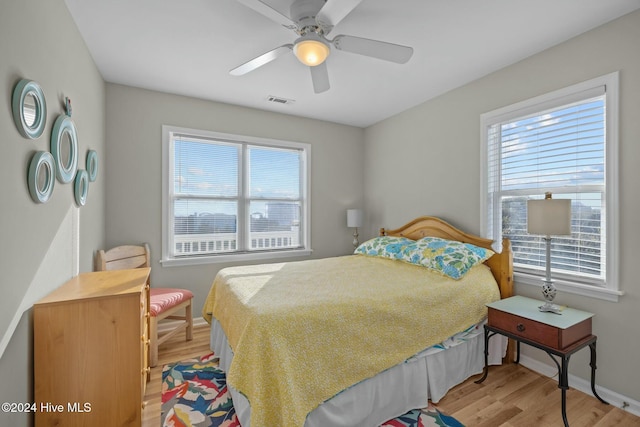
left=149, top=288, right=193, bottom=317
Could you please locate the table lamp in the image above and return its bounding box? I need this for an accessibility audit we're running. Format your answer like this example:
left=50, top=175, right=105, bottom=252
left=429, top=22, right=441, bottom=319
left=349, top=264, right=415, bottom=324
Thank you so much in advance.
left=347, top=209, right=364, bottom=248
left=527, top=192, right=572, bottom=314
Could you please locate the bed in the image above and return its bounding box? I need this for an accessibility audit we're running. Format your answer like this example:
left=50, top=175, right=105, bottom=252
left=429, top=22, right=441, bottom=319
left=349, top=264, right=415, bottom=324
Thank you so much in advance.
left=202, top=216, right=513, bottom=427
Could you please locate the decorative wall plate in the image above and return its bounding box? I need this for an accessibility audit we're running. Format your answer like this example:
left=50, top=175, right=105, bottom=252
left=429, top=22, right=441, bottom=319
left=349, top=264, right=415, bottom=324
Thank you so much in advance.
left=12, top=79, right=47, bottom=139
left=28, top=151, right=55, bottom=203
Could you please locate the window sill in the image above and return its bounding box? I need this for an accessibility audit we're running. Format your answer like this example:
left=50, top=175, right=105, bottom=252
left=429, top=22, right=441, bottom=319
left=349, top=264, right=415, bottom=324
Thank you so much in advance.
left=515, top=271, right=623, bottom=302
left=160, top=248, right=313, bottom=267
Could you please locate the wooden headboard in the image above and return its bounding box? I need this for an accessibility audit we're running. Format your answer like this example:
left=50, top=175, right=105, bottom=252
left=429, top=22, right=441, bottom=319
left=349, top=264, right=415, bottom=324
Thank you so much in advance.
left=380, top=216, right=513, bottom=300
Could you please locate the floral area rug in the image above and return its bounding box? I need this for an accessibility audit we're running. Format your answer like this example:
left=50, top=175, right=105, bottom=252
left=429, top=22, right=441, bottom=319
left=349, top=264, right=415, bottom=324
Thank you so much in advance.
left=161, top=353, right=464, bottom=427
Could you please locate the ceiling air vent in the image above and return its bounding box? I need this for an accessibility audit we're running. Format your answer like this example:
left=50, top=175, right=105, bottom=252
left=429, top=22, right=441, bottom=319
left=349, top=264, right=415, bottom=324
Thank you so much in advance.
left=267, top=95, right=295, bottom=105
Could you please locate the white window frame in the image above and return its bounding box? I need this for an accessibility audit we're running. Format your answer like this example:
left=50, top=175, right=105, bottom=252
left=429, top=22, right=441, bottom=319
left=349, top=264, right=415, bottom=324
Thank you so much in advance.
left=161, top=125, right=312, bottom=266
left=480, top=72, right=622, bottom=301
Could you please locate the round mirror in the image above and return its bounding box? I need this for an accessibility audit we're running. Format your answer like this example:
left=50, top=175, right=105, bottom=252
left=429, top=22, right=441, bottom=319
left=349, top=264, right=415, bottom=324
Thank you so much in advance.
left=51, top=115, right=78, bottom=183
left=12, top=79, right=47, bottom=139
left=74, top=169, right=89, bottom=206
left=28, top=151, right=55, bottom=203
left=86, top=150, right=98, bottom=182
left=36, top=160, right=49, bottom=190
left=60, top=130, right=73, bottom=169
left=23, top=92, right=38, bottom=127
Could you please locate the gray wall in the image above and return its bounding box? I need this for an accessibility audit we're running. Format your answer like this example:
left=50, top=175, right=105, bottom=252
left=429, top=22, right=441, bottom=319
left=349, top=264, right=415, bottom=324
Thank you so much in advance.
left=105, top=84, right=365, bottom=317
left=364, top=10, right=640, bottom=402
left=0, top=0, right=106, bottom=424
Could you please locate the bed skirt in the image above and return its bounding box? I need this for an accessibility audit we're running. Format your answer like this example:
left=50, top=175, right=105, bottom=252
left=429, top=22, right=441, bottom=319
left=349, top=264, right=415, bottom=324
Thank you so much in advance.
left=210, top=318, right=506, bottom=427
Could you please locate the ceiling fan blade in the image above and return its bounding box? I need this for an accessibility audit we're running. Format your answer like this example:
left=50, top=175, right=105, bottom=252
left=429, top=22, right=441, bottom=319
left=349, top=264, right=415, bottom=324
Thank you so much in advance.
left=315, top=0, right=363, bottom=34
left=234, top=0, right=296, bottom=29
left=310, top=62, right=330, bottom=93
left=229, top=45, right=293, bottom=76
left=332, top=35, right=413, bottom=64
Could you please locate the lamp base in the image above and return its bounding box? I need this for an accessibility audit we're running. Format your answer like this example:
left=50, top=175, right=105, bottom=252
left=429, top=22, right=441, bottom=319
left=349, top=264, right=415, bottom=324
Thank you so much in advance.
left=539, top=279, right=562, bottom=314
left=538, top=301, right=562, bottom=314
left=352, top=228, right=359, bottom=248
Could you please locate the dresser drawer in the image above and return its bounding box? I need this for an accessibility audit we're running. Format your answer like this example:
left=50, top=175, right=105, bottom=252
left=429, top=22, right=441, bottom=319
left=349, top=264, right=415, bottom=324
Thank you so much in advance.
left=488, top=306, right=592, bottom=350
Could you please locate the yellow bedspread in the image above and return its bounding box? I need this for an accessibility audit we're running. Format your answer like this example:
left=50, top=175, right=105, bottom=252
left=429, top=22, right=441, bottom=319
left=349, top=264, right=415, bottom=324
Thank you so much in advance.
left=202, top=255, right=500, bottom=427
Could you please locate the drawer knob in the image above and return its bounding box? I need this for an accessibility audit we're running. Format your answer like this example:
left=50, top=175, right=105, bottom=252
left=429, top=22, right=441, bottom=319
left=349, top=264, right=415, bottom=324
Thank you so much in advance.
left=516, top=323, right=526, bottom=332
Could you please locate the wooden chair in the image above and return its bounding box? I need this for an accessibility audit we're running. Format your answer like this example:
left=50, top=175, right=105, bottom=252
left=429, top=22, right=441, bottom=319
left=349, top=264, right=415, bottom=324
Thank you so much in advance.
left=94, top=243, right=193, bottom=367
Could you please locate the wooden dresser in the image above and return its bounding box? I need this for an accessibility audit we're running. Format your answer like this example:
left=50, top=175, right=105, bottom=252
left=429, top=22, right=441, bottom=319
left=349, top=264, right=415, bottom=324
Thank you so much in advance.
left=34, top=268, right=151, bottom=427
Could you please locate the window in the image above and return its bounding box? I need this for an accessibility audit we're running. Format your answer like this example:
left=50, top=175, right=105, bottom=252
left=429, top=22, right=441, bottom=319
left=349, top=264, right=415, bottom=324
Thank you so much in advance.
left=162, top=126, right=311, bottom=266
left=481, top=72, right=621, bottom=301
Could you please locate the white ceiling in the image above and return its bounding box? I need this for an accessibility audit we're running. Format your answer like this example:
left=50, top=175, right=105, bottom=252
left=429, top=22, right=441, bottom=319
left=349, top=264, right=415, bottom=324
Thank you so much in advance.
left=64, top=0, right=640, bottom=128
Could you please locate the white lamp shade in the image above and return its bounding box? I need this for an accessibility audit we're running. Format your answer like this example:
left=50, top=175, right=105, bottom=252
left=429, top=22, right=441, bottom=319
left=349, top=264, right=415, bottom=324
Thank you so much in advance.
left=527, top=198, right=571, bottom=236
left=294, top=36, right=330, bottom=66
left=347, top=209, right=364, bottom=228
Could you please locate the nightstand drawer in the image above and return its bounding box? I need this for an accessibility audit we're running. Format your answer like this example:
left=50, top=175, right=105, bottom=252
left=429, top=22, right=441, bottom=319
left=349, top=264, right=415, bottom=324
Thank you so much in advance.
left=488, top=307, right=592, bottom=350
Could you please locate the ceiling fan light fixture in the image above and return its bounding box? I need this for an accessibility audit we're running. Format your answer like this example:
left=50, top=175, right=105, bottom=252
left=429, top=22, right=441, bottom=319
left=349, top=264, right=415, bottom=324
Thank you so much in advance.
left=293, top=34, right=330, bottom=67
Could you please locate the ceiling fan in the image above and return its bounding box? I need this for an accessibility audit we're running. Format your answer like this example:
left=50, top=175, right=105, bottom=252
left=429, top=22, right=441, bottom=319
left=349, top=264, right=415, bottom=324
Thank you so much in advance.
left=230, top=0, right=414, bottom=93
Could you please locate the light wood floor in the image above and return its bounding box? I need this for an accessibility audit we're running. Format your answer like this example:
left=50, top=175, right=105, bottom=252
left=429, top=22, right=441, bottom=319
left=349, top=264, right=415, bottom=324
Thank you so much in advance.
left=436, top=362, right=640, bottom=427
left=143, top=324, right=640, bottom=427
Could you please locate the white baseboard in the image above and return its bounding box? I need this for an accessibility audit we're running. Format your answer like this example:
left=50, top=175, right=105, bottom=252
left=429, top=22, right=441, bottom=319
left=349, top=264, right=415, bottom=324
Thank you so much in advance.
left=157, top=316, right=208, bottom=333
left=519, top=354, right=640, bottom=417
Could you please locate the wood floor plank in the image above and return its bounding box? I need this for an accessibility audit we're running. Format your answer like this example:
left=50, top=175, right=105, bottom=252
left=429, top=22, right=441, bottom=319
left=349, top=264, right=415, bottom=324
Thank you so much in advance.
left=486, top=367, right=543, bottom=401
left=451, top=394, right=498, bottom=423
left=473, top=404, right=523, bottom=427
left=143, top=324, right=640, bottom=427
left=500, top=375, right=550, bottom=409
left=572, top=405, right=610, bottom=427
left=594, top=409, right=640, bottom=427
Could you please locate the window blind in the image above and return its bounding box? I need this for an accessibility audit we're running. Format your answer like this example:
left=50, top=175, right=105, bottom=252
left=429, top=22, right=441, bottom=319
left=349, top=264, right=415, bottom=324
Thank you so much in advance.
left=169, top=132, right=305, bottom=257
left=486, top=91, right=607, bottom=284
left=246, top=145, right=303, bottom=250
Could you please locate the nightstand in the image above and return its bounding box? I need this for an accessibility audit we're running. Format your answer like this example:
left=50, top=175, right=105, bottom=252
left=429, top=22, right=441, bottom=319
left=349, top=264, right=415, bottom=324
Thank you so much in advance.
left=475, top=296, right=608, bottom=427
